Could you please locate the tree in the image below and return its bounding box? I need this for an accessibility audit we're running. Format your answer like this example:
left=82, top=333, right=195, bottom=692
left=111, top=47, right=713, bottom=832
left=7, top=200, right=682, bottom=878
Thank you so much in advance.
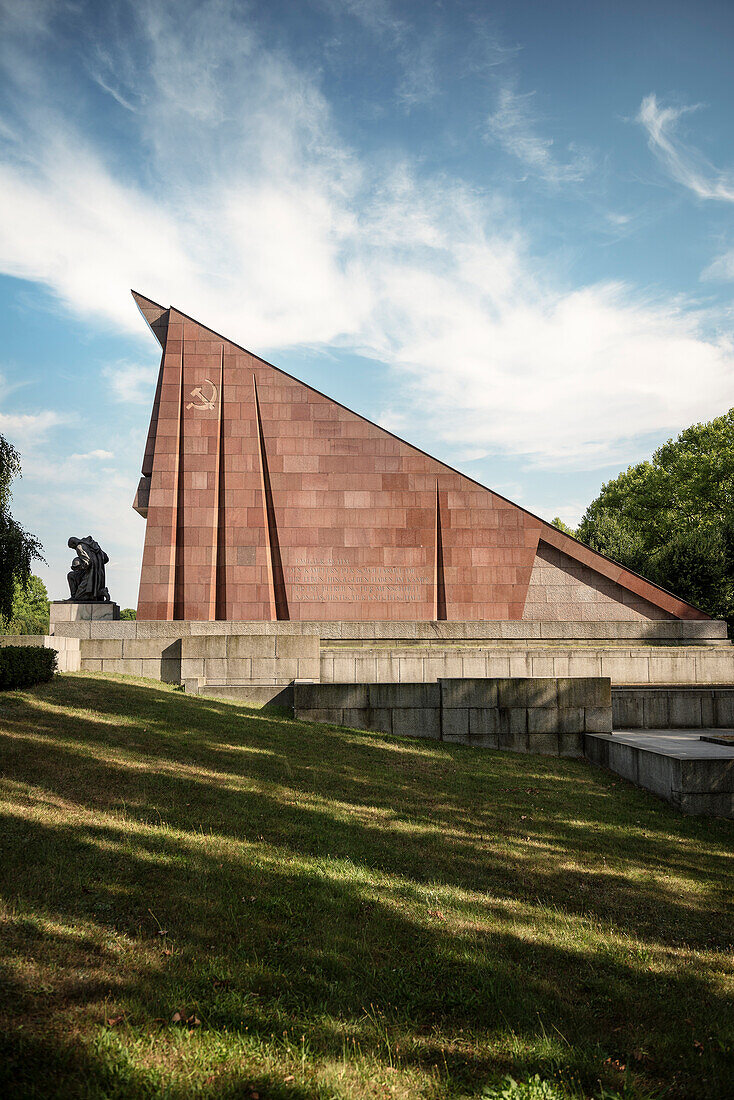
left=0, top=435, right=44, bottom=623
left=576, top=409, right=734, bottom=622
left=0, top=575, right=50, bottom=635
left=120, top=608, right=137, bottom=621
left=551, top=517, right=577, bottom=538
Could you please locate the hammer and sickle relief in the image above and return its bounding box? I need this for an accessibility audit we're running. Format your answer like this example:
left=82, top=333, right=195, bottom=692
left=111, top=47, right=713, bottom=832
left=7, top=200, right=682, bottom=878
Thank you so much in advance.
left=186, top=379, right=218, bottom=410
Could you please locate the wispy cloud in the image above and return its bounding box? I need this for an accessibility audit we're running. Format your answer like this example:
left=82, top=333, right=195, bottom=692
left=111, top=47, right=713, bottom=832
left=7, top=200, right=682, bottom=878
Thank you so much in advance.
left=637, top=93, right=734, bottom=202
left=0, top=409, right=64, bottom=446
left=485, top=83, right=592, bottom=184
left=103, top=362, right=158, bottom=405
left=70, top=449, right=115, bottom=461
left=702, top=248, right=734, bottom=282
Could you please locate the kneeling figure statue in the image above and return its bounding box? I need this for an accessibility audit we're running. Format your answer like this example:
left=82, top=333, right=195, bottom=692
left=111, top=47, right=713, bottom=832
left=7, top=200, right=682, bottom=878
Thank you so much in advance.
left=66, top=536, right=111, bottom=603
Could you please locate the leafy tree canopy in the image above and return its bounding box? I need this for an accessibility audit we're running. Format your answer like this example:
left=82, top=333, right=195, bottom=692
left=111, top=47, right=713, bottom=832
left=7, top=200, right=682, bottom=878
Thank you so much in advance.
left=551, top=517, right=577, bottom=538
left=120, top=608, right=137, bottom=621
left=576, top=409, right=734, bottom=622
left=0, top=435, right=44, bottom=623
left=0, top=575, right=50, bottom=635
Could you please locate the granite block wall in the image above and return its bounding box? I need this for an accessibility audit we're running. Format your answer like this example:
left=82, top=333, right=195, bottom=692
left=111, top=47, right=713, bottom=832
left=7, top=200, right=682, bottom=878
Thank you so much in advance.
left=294, top=677, right=611, bottom=756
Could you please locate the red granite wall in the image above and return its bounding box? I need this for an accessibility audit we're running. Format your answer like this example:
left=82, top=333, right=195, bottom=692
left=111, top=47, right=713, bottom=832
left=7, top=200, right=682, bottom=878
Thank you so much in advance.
left=133, top=293, right=708, bottom=623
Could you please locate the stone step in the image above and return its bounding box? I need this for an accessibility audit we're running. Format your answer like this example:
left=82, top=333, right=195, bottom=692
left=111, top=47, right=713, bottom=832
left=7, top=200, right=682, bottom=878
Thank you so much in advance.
left=586, top=729, right=734, bottom=817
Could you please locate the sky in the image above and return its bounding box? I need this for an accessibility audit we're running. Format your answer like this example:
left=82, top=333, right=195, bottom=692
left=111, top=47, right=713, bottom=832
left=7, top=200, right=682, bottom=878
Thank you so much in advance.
left=1, top=0, right=734, bottom=610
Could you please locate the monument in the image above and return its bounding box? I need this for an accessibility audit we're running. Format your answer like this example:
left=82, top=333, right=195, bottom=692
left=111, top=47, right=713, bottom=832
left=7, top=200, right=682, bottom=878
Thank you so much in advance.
left=66, top=535, right=111, bottom=603
left=33, top=290, right=733, bottom=808
left=131, top=290, right=706, bottom=624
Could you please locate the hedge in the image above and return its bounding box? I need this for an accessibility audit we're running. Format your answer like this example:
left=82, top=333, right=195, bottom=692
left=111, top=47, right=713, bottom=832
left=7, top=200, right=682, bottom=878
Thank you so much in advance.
left=0, top=645, right=57, bottom=689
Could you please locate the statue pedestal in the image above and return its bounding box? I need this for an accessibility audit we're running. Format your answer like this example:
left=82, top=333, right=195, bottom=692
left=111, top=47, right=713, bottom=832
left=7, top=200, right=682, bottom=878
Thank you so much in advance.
left=50, top=601, right=120, bottom=633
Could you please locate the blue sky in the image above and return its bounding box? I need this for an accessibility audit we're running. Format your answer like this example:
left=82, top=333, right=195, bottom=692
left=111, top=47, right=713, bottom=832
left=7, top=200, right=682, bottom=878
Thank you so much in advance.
left=1, top=0, right=734, bottom=609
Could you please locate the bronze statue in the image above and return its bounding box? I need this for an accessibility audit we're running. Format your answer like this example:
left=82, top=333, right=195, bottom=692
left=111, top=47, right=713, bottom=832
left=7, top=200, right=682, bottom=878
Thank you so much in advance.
left=66, top=536, right=111, bottom=602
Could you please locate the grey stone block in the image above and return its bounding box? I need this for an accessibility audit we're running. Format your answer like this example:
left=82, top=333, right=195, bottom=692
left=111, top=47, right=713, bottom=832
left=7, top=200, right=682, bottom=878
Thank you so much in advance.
left=299, top=708, right=344, bottom=725
left=180, top=635, right=227, bottom=659
left=442, top=708, right=469, bottom=743
left=528, top=732, right=560, bottom=756
left=601, top=655, right=650, bottom=683
left=500, top=621, right=542, bottom=639
left=612, top=690, right=644, bottom=728
left=135, top=621, right=187, bottom=638
left=668, top=693, right=703, bottom=728
left=139, top=659, right=164, bottom=679
left=276, top=634, right=320, bottom=659
left=461, top=655, right=488, bottom=677
left=228, top=635, right=277, bottom=658
left=557, top=677, right=611, bottom=708
left=102, top=658, right=143, bottom=677
left=557, top=707, right=584, bottom=733
left=678, top=792, right=734, bottom=816
left=642, top=692, right=669, bottom=728
left=440, top=678, right=498, bottom=708
left=251, top=657, right=282, bottom=680
left=680, top=758, right=734, bottom=794
left=636, top=752, right=678, bottom=799
left=369, top=682, right=439, bottom=708
left=397, top=656, right=423, bottom=681
left=713, top=692, right=734, bottom=727
left=498, top=708, right=527, bottom=751
left=328, top=684, right=370, bottom=708
left=81, top=658, right=102, bottom=671
left=80, top=638, right=123, bottom=658
left=584, top=707, right=613, bottom=734
left=423, top=656, right=463, bottom=681
left=342, top=707, right=392, bottom=733
left=392, top=707, right=441, bottom=740
left=496, top=678, right=557, bottom=708
left=559, top=732, right=584, bottom=757
left=180, top=658, right=204, bottom=678
left=161, top=659, right=181, bottom=684
left=89, top=621, right=137, bottom=639
left=695, top=655, right=734, bottom=683
left=528, top=707, right=559, bottom=734
left=50, top=622, right=92, bottom=638
left=468, top=708, right=499, bottom=747
left=122, top=638, right=172, bottom=658
left=353, top=656, right=379, bottom=682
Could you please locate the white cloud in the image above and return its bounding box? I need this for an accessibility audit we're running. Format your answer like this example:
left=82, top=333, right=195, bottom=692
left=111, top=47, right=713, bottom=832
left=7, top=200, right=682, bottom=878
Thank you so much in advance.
left=0, top=1, right=732, bottom=483
left=485, top=84, right=592, bottom=184
left=70, top=449, right=114, bottom=460
left=702, top=248, right=734, bottom=282
left=0, top=409, right=64, bottom=446
left=103, top=362, right=158, bottom=405
left=637, top=93, right=734, bottom=203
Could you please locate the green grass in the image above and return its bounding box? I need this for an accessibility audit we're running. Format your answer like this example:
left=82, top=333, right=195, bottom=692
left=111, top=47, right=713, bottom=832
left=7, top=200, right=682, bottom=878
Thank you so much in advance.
left=0, top=673, right=732, bottom=1100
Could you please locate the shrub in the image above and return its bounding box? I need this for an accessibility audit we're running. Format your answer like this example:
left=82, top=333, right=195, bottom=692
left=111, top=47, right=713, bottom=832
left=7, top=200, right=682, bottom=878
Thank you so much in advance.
left=0, top=645, right=57, bottom=689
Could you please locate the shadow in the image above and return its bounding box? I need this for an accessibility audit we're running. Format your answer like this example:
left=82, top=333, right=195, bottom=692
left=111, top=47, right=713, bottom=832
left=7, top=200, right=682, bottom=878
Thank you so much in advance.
left=0, top=674, right=732, bottom=1099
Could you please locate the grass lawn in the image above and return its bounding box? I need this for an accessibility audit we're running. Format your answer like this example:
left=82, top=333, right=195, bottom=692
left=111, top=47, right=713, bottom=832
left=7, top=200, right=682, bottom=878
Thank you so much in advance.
left=0, top=673, right=732, bottom=1100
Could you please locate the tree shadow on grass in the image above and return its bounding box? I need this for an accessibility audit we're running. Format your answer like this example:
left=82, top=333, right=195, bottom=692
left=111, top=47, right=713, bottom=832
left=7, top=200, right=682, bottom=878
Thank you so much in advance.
left=0, top=675, right=733, bottom=1098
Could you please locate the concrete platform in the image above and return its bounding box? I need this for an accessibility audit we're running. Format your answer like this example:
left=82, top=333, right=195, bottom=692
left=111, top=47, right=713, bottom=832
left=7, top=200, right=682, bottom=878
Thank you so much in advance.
left=585, top=729, right=734, bottom=817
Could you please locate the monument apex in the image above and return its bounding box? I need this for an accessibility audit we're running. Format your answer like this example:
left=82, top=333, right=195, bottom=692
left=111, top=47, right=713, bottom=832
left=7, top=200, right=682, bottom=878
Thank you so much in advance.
left=131, top=291, right=708, bottom=623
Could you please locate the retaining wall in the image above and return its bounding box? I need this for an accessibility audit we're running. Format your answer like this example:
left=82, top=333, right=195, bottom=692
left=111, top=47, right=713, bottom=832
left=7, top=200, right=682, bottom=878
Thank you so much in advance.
left=293, top=677, right=612, bottom=756
left=46, top=612, right=734, bottom=688
left=613, top=687, right=734, bottom=728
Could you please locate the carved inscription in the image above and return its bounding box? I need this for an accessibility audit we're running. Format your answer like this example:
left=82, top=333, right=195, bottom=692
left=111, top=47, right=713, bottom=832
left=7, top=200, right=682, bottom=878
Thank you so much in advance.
left=288, top=558, right=429, bottom=602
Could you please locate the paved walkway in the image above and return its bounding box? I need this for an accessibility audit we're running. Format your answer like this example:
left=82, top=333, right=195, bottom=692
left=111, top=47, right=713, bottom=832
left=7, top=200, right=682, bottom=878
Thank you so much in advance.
left=608, top=729, right=734, bottom=759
